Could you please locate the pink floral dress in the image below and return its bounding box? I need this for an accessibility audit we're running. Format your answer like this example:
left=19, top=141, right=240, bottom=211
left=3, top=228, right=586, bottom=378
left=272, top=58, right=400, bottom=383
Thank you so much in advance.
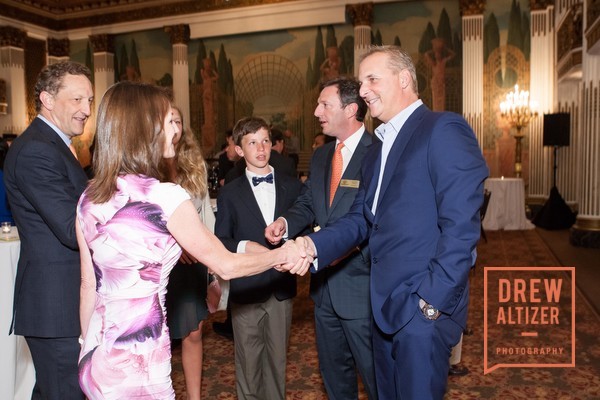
left=77, top=174, right=189, bottom=399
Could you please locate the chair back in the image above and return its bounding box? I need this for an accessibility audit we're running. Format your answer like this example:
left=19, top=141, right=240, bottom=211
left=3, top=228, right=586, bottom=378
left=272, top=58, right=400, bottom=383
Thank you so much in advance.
left=480, top=189, right=492, bottom=221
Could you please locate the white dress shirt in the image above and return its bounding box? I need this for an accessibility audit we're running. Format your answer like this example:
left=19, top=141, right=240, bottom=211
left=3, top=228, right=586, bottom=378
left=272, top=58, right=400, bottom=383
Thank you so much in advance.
left=237, top=166, right=276, bottom=253
left=371, top=99, right=423, bottom=214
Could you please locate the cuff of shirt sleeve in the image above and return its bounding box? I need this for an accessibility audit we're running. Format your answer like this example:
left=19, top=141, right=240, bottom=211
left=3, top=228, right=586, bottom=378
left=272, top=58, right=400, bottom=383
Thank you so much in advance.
left=236, top=240, right=248, bottom=254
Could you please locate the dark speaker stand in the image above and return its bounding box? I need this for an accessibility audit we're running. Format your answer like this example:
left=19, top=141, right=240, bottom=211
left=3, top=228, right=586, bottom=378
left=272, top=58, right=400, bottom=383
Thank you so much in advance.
left=532, top=146, right=576, bottom=230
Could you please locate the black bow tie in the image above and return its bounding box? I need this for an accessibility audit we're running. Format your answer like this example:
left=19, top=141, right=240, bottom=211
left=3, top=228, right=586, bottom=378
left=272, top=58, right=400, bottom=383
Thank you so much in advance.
left=252, top=173, right=273, bottom=186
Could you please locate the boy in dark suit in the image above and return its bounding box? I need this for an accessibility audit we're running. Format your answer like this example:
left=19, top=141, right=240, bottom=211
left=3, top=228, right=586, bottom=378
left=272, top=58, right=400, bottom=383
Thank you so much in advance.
left=215, top=116, right=306, bottom=400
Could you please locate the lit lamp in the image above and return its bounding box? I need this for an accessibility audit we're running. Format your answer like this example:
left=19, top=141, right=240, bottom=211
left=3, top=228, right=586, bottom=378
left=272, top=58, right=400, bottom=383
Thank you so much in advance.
left=499, top=84, right=538, bottom=178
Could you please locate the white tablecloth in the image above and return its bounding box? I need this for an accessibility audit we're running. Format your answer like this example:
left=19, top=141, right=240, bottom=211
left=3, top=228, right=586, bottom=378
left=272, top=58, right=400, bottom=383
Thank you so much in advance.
left=0, top=228, right=36, bottom=400
left=483, top=178, right=535, bottom=231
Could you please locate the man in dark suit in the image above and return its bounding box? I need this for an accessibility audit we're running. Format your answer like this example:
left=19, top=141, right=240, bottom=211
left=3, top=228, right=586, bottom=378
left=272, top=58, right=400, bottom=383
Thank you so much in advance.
left=265, top=77, right=378, bottom=399
left=215, top=117, right=305, bottom=400
left=4, top=61, right=93, bottom=400
left=296, top=46, right=489, bottom=399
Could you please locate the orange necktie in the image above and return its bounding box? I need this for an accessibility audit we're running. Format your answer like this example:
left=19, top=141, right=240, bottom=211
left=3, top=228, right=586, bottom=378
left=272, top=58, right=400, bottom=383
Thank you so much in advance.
left=329, top=142, right=344, bottom=206
left=69, top=142, right=79, bottom=160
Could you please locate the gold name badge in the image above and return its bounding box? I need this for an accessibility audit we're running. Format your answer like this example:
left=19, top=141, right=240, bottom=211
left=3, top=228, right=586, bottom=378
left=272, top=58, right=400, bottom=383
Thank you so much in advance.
left=340, top=179, right=360, bottom=188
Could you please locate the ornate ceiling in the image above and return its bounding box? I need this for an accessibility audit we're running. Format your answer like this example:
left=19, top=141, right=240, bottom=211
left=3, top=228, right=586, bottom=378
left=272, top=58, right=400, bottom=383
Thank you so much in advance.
left=0, top=0, right=297, bottom=31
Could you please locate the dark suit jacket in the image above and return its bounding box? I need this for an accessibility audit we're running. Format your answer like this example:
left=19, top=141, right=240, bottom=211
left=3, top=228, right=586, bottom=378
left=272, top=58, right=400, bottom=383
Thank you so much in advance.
left=4, top=117, right=89, bottom=337
left=284, top=131, right=376, bottom=319
left=310, top=105, right=489, bottom=335
left=215, top=170, right=304, bottom=304
left=224, top=150, right=296, bottom=184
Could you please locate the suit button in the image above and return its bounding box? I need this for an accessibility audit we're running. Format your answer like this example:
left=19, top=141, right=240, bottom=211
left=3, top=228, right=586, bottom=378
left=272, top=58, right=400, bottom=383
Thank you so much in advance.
left=374, top=224, right=379, bottom=231
left=372, top=257, right=378, bottom=264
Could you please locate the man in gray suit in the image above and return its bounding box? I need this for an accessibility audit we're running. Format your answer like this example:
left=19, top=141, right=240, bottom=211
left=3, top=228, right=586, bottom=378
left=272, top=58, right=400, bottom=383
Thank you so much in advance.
left=4, top=61, right=92, bottom=400
left=265, top=77, right=378, bottom=399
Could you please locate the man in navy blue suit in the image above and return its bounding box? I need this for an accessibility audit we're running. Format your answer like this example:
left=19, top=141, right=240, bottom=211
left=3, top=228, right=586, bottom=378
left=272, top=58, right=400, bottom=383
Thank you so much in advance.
left=265, top=77, right=378, bottom=399
left=4, top=61, right=92, bottom=399
left=296, top=46, right=489, bottom=399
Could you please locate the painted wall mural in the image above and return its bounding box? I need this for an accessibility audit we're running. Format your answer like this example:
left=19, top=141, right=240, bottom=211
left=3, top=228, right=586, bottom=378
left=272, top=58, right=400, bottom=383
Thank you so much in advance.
left=70, top=0, right=531, bottom=177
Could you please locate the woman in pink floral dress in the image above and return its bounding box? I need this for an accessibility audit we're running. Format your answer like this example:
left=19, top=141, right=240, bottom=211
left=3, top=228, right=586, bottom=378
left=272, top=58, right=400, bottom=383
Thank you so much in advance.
left=76, top=81, right=311, bottom=399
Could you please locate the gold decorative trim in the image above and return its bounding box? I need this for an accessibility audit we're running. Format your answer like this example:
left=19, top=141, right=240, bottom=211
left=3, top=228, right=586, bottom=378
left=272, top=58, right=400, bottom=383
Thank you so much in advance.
left=89, top=34, right=115, bottom=54
left=165, top=25, right=190, bottom=45
left=530, top=0, right=554, bottom=11
left=459, top=0, right=486, bottom=16
left=346, top=3, right=373, bottom=27
left=47, top=38, right=70, bottom=57
left=574, top=217, right=600, bottom=232
left=1, top=0, right=300, bottom=31
left=0, top=26, right=27, bottom=48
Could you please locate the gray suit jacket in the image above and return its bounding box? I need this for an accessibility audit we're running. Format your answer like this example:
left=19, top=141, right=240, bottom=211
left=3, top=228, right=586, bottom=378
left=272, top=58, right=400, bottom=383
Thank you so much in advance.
left=4, top=117, right=88, bottom=337
left=284, top=131, right=377, bottom=319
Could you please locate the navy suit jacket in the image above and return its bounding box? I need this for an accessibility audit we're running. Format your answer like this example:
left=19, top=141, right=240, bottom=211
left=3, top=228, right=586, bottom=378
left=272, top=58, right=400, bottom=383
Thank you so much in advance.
left=4, top=117, right=88, bottom=337
left=215, top=171, right=304, bottom=304
left=310, top=105, right=489, bottom=334
left=284, top=131, right=377, bottom=319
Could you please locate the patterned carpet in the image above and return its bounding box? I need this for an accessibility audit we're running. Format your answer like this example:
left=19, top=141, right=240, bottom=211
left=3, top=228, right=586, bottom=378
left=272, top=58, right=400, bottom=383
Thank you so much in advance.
left=171, top=229, right=600, bottom=399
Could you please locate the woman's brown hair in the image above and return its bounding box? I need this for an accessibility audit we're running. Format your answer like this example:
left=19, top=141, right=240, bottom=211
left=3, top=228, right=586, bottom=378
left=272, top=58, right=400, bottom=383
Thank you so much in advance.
left=87, top=81, right=171, bottom=203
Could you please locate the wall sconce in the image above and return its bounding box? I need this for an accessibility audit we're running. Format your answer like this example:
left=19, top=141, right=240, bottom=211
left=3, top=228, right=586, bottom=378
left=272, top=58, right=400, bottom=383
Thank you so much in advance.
left=0, top=79, right=8, bottom=115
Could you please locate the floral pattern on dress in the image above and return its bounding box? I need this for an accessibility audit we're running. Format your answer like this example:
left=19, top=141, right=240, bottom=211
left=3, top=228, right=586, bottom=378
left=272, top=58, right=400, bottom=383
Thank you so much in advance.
left=77, top=174, right=189, bottom=399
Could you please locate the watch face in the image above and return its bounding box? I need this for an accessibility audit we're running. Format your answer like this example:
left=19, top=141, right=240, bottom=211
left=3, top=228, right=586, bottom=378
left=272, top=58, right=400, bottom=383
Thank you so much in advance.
left=426, top=307, right=436, bottom=318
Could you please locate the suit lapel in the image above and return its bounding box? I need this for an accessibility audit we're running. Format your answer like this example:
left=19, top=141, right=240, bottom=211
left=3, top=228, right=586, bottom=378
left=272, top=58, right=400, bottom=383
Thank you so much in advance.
left=375, top=105, right=427, bottom=212
left=236, top=177, right=267, bottom=226
left=36, top=118, right=88, bottom=186
left=274, top=173, right=288, bottom=220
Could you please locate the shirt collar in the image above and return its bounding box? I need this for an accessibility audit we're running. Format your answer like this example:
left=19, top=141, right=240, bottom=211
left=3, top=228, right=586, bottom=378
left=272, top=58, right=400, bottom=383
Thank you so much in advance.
left=335, top=124, right=365, bottom=155
left=245, top=165, right=275, bottom=186
left=374, top=99, right=423, bottom=141
left=37, top=114, right=73, bottom=148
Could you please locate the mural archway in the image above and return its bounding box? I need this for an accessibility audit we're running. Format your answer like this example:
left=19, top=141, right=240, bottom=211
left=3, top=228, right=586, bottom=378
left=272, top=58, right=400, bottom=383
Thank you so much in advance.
left=235, top=54, right=305, bottom=148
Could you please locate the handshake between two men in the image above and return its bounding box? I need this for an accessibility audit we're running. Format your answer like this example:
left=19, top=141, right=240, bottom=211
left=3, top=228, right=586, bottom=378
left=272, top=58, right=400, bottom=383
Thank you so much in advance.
left=263, top=217, right=316, bottom=276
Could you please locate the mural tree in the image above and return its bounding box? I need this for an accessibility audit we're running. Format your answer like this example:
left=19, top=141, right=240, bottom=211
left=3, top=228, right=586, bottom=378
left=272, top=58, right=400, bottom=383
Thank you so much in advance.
left=418, top=8, right=459, bottom=112
left=521, top=11, right=531, bottom=61
left=195, top=40, right=208, bottom=84
left=85, top=42, right=93, bottom=80
left=419, top=22, right=436, bottom=53
left=306, top=57, right=314, bottom=84
left=507, top=0, right=524, bottom=51
left=320, top=25, right=341, bottom=81
left=130, top=40, right=141, bottom=77
left=310, top=27, right=325, bottom=87
left=339, top=35, right=354, bottom=75
left=372, top=29, right=383, bottom=46
left=118, top=44, right=128, bottom=81
left=484, top=13, right=500, bottom=63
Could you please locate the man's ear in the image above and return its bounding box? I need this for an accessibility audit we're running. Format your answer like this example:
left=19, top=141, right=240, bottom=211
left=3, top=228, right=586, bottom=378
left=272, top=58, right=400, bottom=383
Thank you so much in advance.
left=234, top=145, right=244, bottom=158
left=399, top=70, right=410, bottom=89
left=40, top=91, right=54, bottom=110
left=344, top=102, right=359, bottom=119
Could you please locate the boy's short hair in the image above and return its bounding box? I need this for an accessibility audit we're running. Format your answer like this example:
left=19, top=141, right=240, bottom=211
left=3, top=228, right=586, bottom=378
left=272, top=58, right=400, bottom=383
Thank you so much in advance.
left=232, top=117, right=270, bottom=146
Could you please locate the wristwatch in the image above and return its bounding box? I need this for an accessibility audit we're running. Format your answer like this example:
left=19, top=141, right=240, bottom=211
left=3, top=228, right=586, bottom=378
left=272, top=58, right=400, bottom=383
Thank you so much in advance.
left=419, top=299, right=441, bottom=320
